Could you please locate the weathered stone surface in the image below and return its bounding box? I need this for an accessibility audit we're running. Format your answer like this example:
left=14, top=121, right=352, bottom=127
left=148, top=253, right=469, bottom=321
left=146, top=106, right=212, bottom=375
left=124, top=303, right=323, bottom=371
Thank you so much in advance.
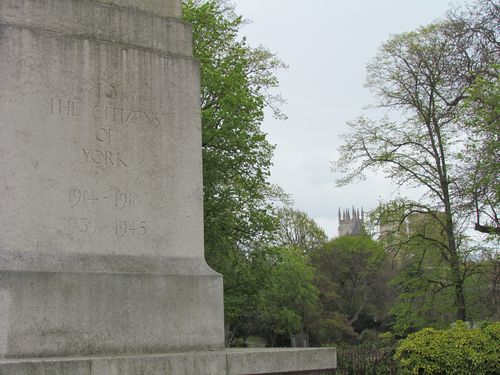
left=0, top=6, right=203, bottom=259
left=226, top=348, right=337, bottom=375
left=91, top=352, right=227, bottom=375
left=0, top=349, right=337, bottom=375
left=0, top=358, right=90, bottom=375
left=97, top=0, right=182, bottom=18
left=0, top=249, right=214, bottom=274
left=0, top=264, right=224, bottom=358
left=0, top=0, right=192, bottom=57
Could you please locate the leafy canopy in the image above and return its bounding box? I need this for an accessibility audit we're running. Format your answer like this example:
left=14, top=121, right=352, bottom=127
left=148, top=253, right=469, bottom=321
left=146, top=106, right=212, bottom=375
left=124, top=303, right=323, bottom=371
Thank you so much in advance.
left=182, top=0, right=288, bottom=343
left=334, top=0, right=499, bottom=321
left=311, top=235, right=387, bottom=343
left=183, top=0, right=287, bottom=262
left=257, top=246, right=319, bottom=344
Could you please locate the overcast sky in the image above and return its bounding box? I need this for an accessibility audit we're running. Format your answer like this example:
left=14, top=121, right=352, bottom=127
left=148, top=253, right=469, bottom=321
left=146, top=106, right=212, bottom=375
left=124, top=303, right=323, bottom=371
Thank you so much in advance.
left=232, top=0, right=458, bottom=238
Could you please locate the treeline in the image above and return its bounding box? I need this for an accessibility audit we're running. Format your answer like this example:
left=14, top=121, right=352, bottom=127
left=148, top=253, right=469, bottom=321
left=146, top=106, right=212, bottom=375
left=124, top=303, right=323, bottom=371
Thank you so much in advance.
left=182, top=0, right=499, bottom=359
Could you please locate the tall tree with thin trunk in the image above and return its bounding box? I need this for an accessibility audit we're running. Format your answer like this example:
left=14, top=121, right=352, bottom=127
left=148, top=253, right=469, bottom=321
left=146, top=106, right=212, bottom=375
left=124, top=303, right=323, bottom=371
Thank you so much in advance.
left=334, top=15, right=497, bottom=320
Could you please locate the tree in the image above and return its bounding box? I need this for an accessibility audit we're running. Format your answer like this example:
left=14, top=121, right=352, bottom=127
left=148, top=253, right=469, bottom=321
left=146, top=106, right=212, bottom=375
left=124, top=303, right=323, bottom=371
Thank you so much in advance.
left=274, top=207, right=328, bottom=255
left=375, top=202, right=461, bottom=336
left=256, top=246, right=319, bottom=347
left=183, top=0, right=286, bottom=260
left=463, top=251, right=500, bottom=322
left=389, top=260, right=457, bottom=337
left=311, top=235, right=387, bottom=343
left=334, top=4, right=498, bottom=320
left=219, top=249, right=265, bottom=346
left=182, top=0, right=287, bottom=337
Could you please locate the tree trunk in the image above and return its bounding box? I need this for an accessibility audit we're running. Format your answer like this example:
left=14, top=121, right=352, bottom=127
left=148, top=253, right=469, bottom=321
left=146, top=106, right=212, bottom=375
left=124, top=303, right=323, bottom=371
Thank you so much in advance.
left=438, top=124, right=467, bottom=321
left=270, top=332, right=276, bottom=347
left=444, top=195, right=467, bottom=321
left=450, top=250, right=467, bottom=321
left=226, top=322, right=238, bottom=347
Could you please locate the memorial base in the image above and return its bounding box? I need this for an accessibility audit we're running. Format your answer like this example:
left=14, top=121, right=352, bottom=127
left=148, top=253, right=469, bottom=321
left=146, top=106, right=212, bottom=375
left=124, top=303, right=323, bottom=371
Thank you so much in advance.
left=0, top=348, right=337, bottom=375
left=0, top=251, right=224, bottom=358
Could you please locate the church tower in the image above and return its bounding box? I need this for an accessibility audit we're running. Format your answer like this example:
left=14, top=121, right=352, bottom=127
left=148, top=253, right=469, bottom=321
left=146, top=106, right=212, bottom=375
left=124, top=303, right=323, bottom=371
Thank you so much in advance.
left=338, top=207, right=365, bottom=236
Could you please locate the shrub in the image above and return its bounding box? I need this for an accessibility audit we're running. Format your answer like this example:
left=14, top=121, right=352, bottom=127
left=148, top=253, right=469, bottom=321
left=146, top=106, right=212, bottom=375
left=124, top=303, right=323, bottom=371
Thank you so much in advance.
left=395, top=321, right=500, bottom=374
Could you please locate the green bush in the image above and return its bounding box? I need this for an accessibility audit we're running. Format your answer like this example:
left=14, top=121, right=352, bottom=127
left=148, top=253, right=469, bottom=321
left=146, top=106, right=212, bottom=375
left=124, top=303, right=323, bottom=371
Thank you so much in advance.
left=395, top=321, right=500, bottom=374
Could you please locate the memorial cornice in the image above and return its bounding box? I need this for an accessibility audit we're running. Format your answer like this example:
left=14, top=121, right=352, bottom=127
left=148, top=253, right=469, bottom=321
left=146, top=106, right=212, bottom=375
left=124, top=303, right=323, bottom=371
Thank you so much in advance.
left=0, top=0, right=193, bottom=58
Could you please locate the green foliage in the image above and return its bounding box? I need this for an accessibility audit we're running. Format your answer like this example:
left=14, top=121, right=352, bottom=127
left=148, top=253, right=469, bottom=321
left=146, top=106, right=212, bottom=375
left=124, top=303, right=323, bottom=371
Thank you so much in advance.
left=182, top=0, right=499, bottom=350
left=465, top=70, right=500, bottom=137
left=182, top=0, right=287, bottom=341
left=182, top=0, right=286, bottom=260
left=389, top=302, right=427, bottom=338
left=392, top=274, right=455, bottom=332
left=374, top=201, right=460, bottom=336
left=334, top=3, right=500, bottom=319
left=257, top=247, right=319, bottom=346
left=395, top=321, right=500, bottom=375
left=274, top=207, right=328, bottom=255
left=217, top=249, right=264, bottom=344
left=462, top=252, right=500, bottom=322
left=311, top=235, right=389, bottom=344
left=459, top=69, right=500, bottom=236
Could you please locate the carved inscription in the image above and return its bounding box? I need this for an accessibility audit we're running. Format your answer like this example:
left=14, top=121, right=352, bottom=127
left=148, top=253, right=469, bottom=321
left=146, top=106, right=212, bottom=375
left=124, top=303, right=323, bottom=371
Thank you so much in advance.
left=49, top=98, right=160, bottom=127
left=48, top=82, right=160, bottom=242
left=69, top=189, right=98, bottom=207
left=97, top=80, right=118, bottom=99
left=65, top=187, right=146, bottom=238
left=49, top=94, right=166, bottom=170
left=63, top=217, right=147, bottom=239
left=95, top=128, right=116, bottom=145
left=92, top=105, right=161, bottom=127
left=69, top=188, right=141, bottom=210
left=64, top=217, right=97, bottom=236
left=83, top=126, right=128, bottom=169
left=82, top=148, right=128, bottom=168
left=115, top=219, right=147, bottom=238
left=51, top=98, right=81, bottom=117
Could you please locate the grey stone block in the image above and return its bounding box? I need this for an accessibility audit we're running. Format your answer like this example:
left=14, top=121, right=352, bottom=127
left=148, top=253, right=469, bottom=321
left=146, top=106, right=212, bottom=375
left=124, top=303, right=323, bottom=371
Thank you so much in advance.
left=0, top=0, right=223, bottom=361
left=0, top=0, right=193, bottom=57
left=0, top=358, right=90, bottom=375
left=97, top=0, right=182, bottom=18
left=226, top=348, right=337, bottom=375
left=0, top=259, right=224, bottom=358
left=91, top=352, right=227, bottom=375
left=0, top=349, right=337, bottom=375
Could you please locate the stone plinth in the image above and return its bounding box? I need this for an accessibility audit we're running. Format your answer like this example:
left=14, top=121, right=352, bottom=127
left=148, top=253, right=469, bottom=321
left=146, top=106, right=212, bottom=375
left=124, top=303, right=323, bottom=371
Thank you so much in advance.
left=0, top=348, right=337, bottom=375
left=0, top=251, right=224, bottom=358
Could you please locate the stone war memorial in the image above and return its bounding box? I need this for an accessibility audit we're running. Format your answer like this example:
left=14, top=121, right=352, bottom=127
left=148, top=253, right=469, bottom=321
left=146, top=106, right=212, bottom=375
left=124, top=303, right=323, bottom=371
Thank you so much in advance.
left=0, top=0, right=336, bottom=374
